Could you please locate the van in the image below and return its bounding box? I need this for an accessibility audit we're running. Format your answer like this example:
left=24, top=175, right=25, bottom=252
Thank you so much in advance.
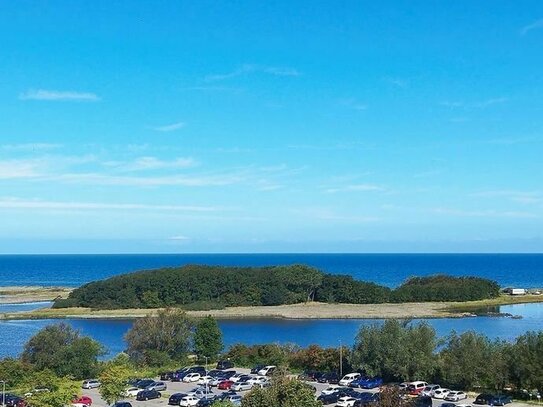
left=339, top=373, right=361, bottom=386
left=408, top=381, right=428, bottom=395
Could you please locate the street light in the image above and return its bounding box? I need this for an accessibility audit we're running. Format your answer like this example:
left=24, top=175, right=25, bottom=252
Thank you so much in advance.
left=0, top=380, right=5, bottom=407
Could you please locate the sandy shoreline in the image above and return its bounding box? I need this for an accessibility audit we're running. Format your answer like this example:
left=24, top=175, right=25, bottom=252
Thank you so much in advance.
left=1, top=287, right=542, bottom=321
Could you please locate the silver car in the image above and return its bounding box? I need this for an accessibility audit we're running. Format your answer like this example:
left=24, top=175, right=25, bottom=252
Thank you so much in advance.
left=146, top=381, right=167, bottom=391
left=82, top=379, right=101, bottom=389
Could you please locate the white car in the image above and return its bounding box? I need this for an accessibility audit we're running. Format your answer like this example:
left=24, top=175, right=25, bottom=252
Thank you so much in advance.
left=445, top=391, right=468, bottom=402
left=183, top=373, right=202, bottom=383
left=232, top=381, right=253, bottom=391
left=187, top=388, right=213, bottom=399
left=457, top=404, right=473, bottom=407
left=321, top=385, right=342, bottom=395
left=337, top=396, right=358, bottom=407
left=432, top=388, right=450, bottom=399
left=197, top=376, right=213, bottom=385
left=123, top=387, right=141, bottom=397
left=209, top=377, right=225, bottom=387
left=82, top=380, right=101, bottom=389
left=247, top=376, right=269, bottom=387
left=257, top=365, right=276, bottom=376
left=179, top=395, right=200, bottom=406
left=421, top=384, right=440, bottom=396
left=230, top=373, right=246, bottom=383
left=339, top=373, right=361, bottom=386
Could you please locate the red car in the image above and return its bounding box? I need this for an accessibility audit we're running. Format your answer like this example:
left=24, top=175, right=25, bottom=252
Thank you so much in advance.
left=218, top=380, right=234, bottom=390
left=72, top=396, right=93, bottom=406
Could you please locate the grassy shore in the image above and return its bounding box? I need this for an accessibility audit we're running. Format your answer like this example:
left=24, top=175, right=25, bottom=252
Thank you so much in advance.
left=1, top=289, right=542, bottom=320
left=0, top=286, right=73, bottom=304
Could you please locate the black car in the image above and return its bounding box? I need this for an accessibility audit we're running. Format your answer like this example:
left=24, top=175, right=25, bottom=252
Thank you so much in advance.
left=220, top=370, right=236, bottom=379
left=160, top=371, right=175, bottom=381
left=474, top=394, right=494, bottom=404
left=318, top=372, right=340, bottom=384
left=317, top=388, right=359, bottom=405
left=216, top=390, right=238, bottom=401
left=168, top=393, right=187, bottom=405
left=354, top=393, right=380, bottom=407
left=490, top=395, right=513, bottom=406
left=197, top=395, right=218, bottom=406
left=207, top=369, right=223, bottom=378
left=135, top=379, right=155, bottom=389
left=136, top=389, right=161, bottom=401
left=250, top=364, right=265, bottom=374
left=216, top=360, right=234, bottom=370
left=113, top=403, right=133, bottom=407
left=413, top=395, right=432, bottom=407
left=3, top=394, right=25, bottom=407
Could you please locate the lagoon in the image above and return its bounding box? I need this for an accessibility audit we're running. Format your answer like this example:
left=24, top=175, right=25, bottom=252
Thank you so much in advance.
left=1, top=302, right=542, bottom=359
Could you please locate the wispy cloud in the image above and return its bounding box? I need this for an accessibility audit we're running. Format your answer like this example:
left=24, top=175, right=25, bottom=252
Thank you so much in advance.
left=19, top=89, right=100, bottom=101
left=205, top=64, right=300, bottom=82
left=169, top=235, right=190, bottom=241
left=0, top=143, right=62, bottom=152
left=0, top=197, right=220, bottom=212
left=440, top=97, right=508, bottom=109
left=340, top=98, right=368, bottom=111
left=325, top=184, right=385, bottom=194
left=384, top=77, right=408, bottom=88
left=298, top=207, right=380, bottom=223
left=153, top=122, right=186, bottom=132
left=520, top=19, right=543, bottom=36
left=434, top=207, right=538, bottom=219
left=471, top=190, right=542, bottom=205
left=104, top=156, right=197, bottom=172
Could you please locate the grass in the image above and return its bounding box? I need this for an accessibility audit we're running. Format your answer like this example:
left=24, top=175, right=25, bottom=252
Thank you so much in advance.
left=442, top=294, right=543, bottom=313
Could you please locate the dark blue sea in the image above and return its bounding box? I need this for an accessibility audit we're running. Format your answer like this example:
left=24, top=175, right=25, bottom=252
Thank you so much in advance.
left=0, top=253, right=542, bottom=288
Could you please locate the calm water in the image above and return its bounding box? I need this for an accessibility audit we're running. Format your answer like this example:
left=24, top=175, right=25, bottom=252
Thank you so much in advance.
left=1, top=302, right=542, bottom=359
left=0, top=253, right=542, bottom=288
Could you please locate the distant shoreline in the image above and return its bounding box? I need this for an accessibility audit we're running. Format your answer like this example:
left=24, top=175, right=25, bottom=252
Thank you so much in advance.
left=2, top=291, right=543, bottom=321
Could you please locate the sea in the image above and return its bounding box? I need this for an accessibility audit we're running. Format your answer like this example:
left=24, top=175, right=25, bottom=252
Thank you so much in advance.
left=1, top=253, right=542, bottom=359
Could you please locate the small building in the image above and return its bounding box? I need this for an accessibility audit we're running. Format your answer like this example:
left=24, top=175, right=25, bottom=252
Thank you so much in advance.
left=504, top=288, right=527, bottom=295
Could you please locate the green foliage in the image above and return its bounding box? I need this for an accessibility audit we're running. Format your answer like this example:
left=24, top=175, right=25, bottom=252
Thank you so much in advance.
left=194, top=315, right=223, bottom=359
left=351, top=320, right=437, bottom=382
left=21, top=323, right=104, bottom=379
left=439, top=331, right=510, bottom=390
left=241, top=377, right=321, bottom=407
left=99, top=359, right=133, bottom=404
left=54, top=264, right=501, bottom=310
left=392, top=275, right=501, bottom=302
left=0, top=358, right=33, bottom=388
left=508, top=331, right=543, bottom=391
left=224, top=343, right=292, bottom=367
left=25, top=374, right=79, bottom=407
left=289, top=345, right=351, bottom=373
left=124, top=308, right=193, bottom=365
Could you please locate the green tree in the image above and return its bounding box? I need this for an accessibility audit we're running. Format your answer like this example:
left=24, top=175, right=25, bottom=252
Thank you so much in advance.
left=0, top=358, right=33, bottom=388
left=194, top=315, right=223, bottom=360
left=351, top=320, right=437, bottom=382
left=125, top=308, right=193, bottom=365
left=509, top=331, right=543, bottom=391
left=21, top=323, right=104, bottom=379
left=25, top=374, right=78, bottom=407
left=99, top=359, right=133, bottom=404
left=242, top=377, right=320, bottom=407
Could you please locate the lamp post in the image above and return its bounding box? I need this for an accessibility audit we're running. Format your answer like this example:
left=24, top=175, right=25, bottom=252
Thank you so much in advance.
left=0, top=380, right=5, bottom=407
left=339, top=340, right=343, bottom=378
left=203, top=356, right=209, bottom=398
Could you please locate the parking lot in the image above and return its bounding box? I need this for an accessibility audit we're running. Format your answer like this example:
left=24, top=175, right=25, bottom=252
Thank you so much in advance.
left=79, top=369, right=532, bottom=407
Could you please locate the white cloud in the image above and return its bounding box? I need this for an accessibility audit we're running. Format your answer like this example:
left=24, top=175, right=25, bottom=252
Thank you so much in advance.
left=433, top=207, right=538, bottom=219
left=471, top=190, right=542, bottom=205
left=19, top=89, right=100, bottom=101
left=0, top=143, right=62, bottom=152
left=105, top=156, right=197, bottom=171
left=153, top=122, right=186, bottom=132
left=169, top=235, right=190, bottom=241
left=520, top=19, right=543, bottom=36
left=440, top=97, right=508, bottom=109
left=205, top=64, right=300, bottom=82
left=0, top=197, right=220, bottom=212
left=0, top=159, right=43, bottom=179
left=326, top=184, right=385, bottom=193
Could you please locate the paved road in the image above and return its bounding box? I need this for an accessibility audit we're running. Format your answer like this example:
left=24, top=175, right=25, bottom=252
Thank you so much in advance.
left=80, top=371, right=530, bottom=407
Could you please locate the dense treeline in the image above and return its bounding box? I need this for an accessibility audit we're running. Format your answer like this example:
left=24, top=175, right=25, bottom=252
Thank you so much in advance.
left=53, top=264, right=501, bottom=310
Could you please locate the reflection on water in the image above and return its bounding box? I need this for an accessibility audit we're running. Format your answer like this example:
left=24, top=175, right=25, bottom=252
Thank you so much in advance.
left=1, top=303, right=543, bottom=359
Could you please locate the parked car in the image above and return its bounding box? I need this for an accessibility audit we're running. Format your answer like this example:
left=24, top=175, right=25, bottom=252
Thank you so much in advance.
left=72, top=396, right=92, bottom=406
left=179, top=396, right=200, bottom=407
left=246, top=376, right=269, bottom=387
left=222, top=395, right=242, bottom=406
left=160, top=372, right=175, bottom=381
left=231, top=381, right=253, bottom=391
left=216, top=360, right=234, bottom=370
left=257, top=365, right=276, bottom=376
left=408, top=381, right=429, bottom=395
left=353, top=392, right=380, bottom=407
left=136, top=389, right=161, bottom=401
left=196, top=397, right=218, bottom=407
left=474, top=394, right=495, bottom=404
left=355, top=377, right=383, bottom=389
left=298, top=371, right=318, bottom=381
left=146, top=381, right=167, bottom=391
left=337, top=396, right=359, bottom=407
left=438, top=403, right=456, bottom=407
left=489, top=395, right=513, bottom=406
left=196, top=376, right=214, bottom=386
left=135, top=379, right=155, bottom=389
left=112, top=402, right=133, bottom=407
left=321, top=385, right=343, bottom=395
left=218, top=380, right=234, bottom=390
left=206, top=370, right=223, bottom=378
left=168, top=393, right=188, bottom=405
left=414, top=396, right=433, bottom=407
left=445, top=391, right=468, bottom=402
left=3, top=394, right=26, bottom=407
left=421, top=384, right=441, bottom=396
left=250, top=364, right=265, bottom=374
left=432, top=388, right=451, bottom=399
left=82, top=380, right=101, bottom=389
left=123, top=388, right=142, bottom=398
left=339, top=373, right=361, bottom=386
left=230, top=374, right=251, bottom=383
left=183, top=373, right=202, bottom=383
left=186, top=388, right=214, bottom=399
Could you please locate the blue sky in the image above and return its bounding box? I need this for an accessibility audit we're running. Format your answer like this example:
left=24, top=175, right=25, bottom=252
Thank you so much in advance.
left=1, top=1, right=543, bottom=253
